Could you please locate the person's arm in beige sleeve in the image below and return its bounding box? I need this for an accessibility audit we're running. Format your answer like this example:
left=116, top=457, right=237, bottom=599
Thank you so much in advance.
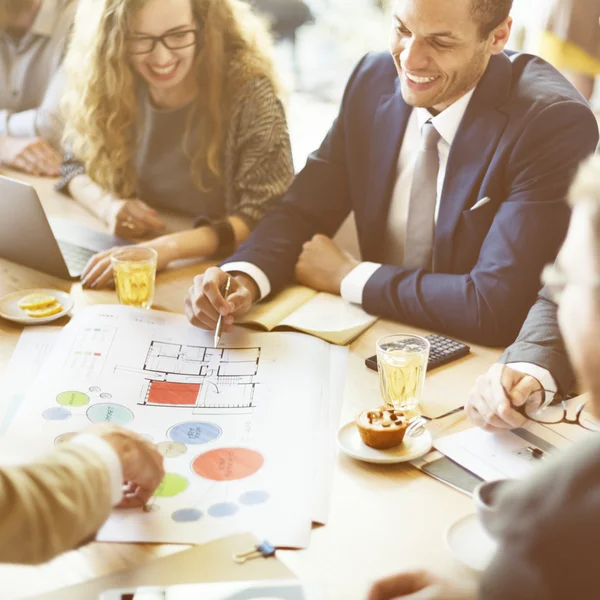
left=0, top=426, right=164, bottom=565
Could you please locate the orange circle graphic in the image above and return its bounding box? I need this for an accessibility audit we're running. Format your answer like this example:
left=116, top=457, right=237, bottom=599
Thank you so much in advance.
left=192, top=447, right=264, bottom=481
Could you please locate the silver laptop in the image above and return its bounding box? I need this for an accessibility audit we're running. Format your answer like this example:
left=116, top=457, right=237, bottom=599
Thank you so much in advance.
left=0, top=175, right=127, bottom=280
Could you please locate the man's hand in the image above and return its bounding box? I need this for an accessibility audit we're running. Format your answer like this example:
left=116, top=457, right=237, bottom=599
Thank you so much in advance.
left=88, top=425, right=165, bottom=509
left=0, top=136, right=61, bottom=176
left=466, top=363, right=545, bottom=432
left=368, top=570, right=477, bottom=600
left=81, top=243, right=169, bottom=289
left=104, top=198, right=166, bottom=239
left=294, top=234, right=359, bottom=294
left=185, top=267, right=260, bottom=331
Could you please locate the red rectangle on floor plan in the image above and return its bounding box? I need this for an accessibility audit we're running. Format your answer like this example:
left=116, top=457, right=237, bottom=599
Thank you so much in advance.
left=147, top=381, right=200, bottom=406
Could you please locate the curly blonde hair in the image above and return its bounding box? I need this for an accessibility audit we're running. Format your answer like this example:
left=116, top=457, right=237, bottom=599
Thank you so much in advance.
left=62, top=0, right=281, bottom=198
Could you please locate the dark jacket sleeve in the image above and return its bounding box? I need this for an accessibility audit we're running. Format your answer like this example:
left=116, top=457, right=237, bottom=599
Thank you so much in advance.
left=219, top=55, right=369, bottom=289
left=500, top=287, right=575, bottom=395
left=362, top=102, right=598, bottom=346
left=479, top=437, right=600, bottom=600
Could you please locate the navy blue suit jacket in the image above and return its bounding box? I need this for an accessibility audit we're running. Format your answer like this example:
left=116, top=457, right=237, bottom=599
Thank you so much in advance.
left=225, top=51, right=599, bottom=346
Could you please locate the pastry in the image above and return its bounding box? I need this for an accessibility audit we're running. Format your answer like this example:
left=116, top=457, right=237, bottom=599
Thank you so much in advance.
left=356, top=407, right=408, bottom=449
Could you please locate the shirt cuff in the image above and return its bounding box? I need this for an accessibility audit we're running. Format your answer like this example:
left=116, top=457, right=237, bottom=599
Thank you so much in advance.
left=6, top=109, right=37, bottom=138
left=70, top=434, right=123, bottom=506
left=222, top=262, right=271, bottom=300
left=340, top=262, right=382, bottom=305
left=508, top=362, right=557, bottom=407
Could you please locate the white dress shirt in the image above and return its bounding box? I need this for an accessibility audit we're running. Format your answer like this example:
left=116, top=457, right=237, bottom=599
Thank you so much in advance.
left=340, top=89, right=476, bottom=303
left=222, top=88, right=557, bottom=391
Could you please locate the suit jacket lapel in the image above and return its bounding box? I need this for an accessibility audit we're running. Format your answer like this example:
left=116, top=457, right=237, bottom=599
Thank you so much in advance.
left=362, top=79, right=412, bottom=261
left=435, top=53, right=512, bottom=271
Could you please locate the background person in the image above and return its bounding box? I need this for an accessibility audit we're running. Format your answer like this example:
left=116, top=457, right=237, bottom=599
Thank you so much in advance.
left=0, top=0, right=75, bottom=176
left=538, top=0, right=600, bottom=102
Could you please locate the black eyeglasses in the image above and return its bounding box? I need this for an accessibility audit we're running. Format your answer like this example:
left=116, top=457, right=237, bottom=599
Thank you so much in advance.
left=500, top=366, right=599, bottom=432
left=126, top=29, right=198, bottom=55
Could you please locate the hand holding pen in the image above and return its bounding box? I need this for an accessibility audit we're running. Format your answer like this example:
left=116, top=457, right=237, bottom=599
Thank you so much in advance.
left=184, top=267, right=260, bottom=333
left=214, top=276, right=232, bottom=347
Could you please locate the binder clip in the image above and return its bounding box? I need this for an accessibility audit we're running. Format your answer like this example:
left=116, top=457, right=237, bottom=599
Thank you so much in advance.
left=233, top=540, right=276, bottom=564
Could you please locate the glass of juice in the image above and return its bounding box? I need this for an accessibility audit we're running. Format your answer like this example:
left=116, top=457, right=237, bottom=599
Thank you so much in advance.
left=376, top=333, right=430, bottom=418
left=111, top=246, right=157, bottom=309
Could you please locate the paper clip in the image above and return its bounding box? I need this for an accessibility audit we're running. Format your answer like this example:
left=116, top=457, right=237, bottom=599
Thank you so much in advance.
left=233, top=540, right=276, bottom=564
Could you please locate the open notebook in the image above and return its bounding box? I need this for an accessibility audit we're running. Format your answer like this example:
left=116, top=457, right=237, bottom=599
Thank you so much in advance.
left=237, top=285, right=378, bottom=345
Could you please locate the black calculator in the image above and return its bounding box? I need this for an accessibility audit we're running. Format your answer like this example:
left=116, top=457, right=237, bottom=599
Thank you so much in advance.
left=365, top=334, right=470, bottom=372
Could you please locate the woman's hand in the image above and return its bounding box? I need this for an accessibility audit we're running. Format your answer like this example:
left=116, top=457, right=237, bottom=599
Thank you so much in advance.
left=81, top=243, right=170, bottom=289
left=105, top=198, right=166, bottom=239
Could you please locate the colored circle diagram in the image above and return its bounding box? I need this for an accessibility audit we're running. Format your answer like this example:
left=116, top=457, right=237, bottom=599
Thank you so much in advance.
left=192, top=447, right=264, bottom=481
left=43, top=407, right=71, bottom=421
left=57, top=391, right=89, bottom=407
left=55, top=432, right=77, bottom=446
left=87, top=403, right=134, bottom=425
left=157, top=441, right=187, bottom=458
left=172, top=508, right=202, bottom=523
left=168, top=421, right=221, bottom=445
left=153, top=473, right=189, bottom=497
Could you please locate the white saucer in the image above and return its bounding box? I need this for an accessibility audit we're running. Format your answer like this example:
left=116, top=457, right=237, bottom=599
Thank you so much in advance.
left=445, top=513, right=498, bottom=571
left=0, top=288, right=74, bottom=325
left=336, top=420, right=433, bottom=464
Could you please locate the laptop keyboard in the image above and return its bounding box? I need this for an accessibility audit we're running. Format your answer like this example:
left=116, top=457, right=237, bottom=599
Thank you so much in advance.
left=57, top=240, right=96, bottom=276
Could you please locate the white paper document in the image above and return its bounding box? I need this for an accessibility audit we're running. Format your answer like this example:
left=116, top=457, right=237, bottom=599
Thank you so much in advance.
left=0, top=327, right=60, bottom=436
left=2, top=305, right=347, bottom=548
left=434, top=401, right=595, bottom=482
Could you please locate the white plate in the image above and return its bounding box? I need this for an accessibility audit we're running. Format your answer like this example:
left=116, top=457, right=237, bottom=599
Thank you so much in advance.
left=445, top=513, right=498, bottom=571
left=0, top=288, right=74, bottom=325
left=336, top=420, right=433, bottom=464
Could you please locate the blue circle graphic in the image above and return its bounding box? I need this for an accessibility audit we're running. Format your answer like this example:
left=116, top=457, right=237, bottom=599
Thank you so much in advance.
left=239, top=490, right=270, bottom=506
left=168, top=421, right=221, bottom=445
left=208, top=502, right=239, bottom=518
left=172, top=508, right=203, bottom=523
left=43, top=407, right=71, bottom=421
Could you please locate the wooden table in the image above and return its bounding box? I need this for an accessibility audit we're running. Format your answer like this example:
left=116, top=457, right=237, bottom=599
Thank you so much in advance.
left=0, top=174, right=503, bottom=599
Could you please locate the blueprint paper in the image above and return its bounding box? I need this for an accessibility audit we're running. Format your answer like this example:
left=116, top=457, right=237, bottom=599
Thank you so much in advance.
left=5, top=305, right=346, bottom=548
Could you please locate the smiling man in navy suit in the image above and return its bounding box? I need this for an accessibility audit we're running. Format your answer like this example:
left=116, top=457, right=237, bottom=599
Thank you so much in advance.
left=185, top=0, right=599, bottom=347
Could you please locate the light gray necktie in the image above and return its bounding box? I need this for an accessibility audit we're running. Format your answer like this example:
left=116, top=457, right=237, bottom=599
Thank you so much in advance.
left=403, top=122, right=441, bottom=270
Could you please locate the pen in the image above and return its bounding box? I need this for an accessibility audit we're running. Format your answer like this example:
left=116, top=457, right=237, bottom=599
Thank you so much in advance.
left=214, top=276, right=232, bottom=348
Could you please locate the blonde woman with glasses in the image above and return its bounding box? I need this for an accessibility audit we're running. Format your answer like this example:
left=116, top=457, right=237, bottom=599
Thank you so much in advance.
left=57, top=0, right=293, bottom=288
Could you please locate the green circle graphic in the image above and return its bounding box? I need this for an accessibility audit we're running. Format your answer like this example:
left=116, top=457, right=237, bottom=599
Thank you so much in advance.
left=153, top=473, right=189, bottom=498
left=57, top=391, right=90, bottom=407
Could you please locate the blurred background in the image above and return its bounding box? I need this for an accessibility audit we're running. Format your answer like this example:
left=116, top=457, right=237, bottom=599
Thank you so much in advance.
left=251, top=0, right=600, bottom=171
